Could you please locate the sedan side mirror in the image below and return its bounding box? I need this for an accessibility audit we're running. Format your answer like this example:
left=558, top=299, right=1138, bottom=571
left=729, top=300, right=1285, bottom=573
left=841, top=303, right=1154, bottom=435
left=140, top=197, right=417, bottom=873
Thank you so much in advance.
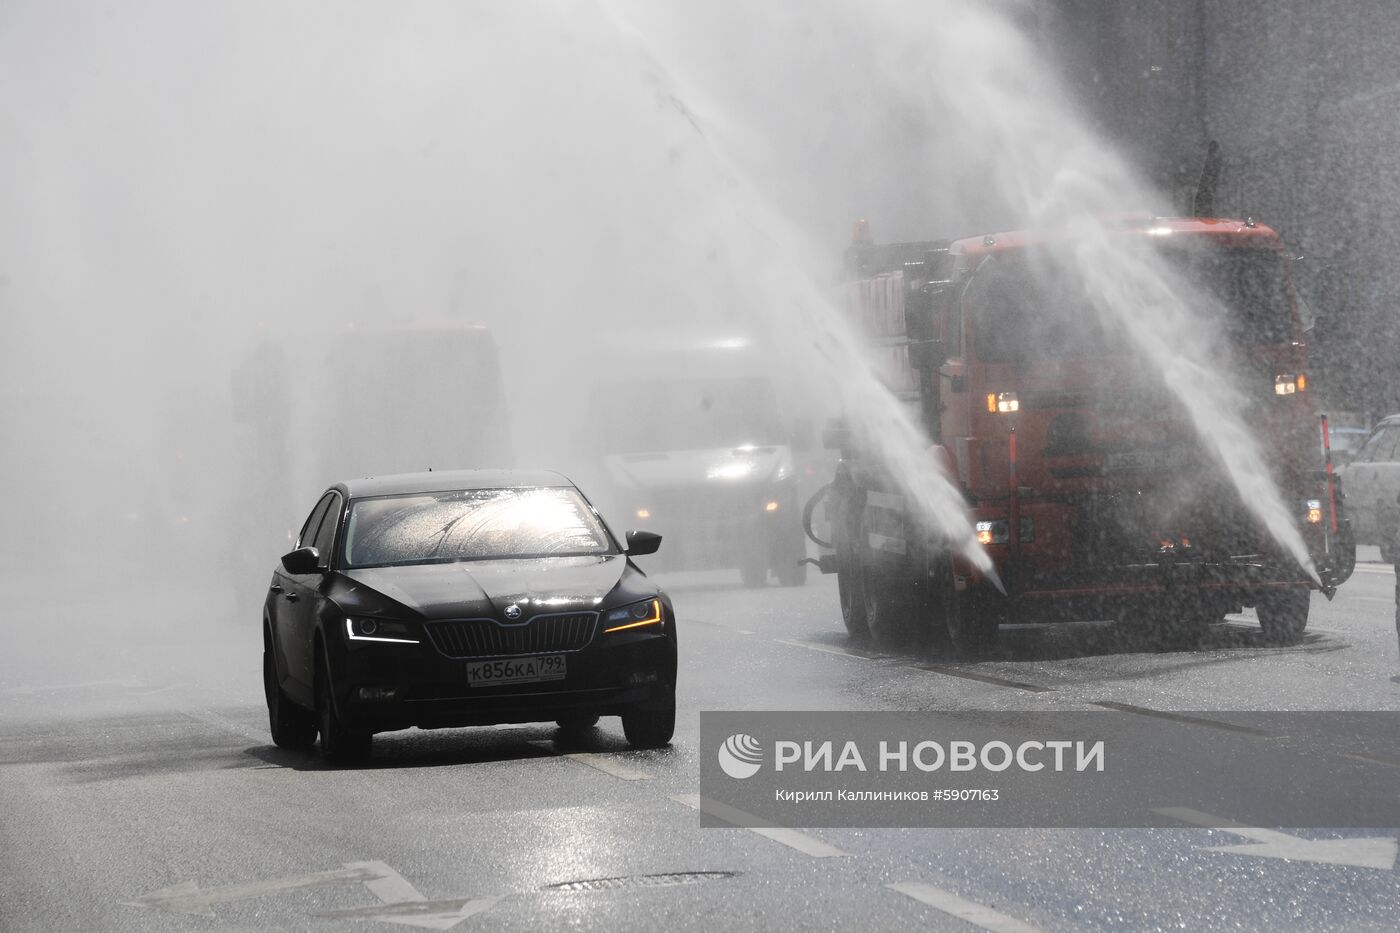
left=280, top=546, right=321, bottom=575
left=625, top=530, right=662, bottom=556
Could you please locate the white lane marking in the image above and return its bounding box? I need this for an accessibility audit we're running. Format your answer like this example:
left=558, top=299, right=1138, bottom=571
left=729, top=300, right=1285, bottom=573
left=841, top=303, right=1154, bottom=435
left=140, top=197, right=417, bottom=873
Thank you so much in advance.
left=351, top=861, right=425, bottom=904
left=773, top=638, right=877, bottom=661
left=887, top=882, right=1042, bottom=933
left=1353, top=565, right=1394, bottom=575
left=564, top=752, right=654, bottom=781
left=320, top=897, right=501, bottom=929
left=671, top=794, right=849, bottom=858
left=1347, top=595, right=1392, bottom=603
left=1153, top=807, right=1398, bottom=870
left=125, top=864, right=386, bottom=916
left=687, top=617, right=757, bottom=636
left=127, top=861, right=499, bottom=928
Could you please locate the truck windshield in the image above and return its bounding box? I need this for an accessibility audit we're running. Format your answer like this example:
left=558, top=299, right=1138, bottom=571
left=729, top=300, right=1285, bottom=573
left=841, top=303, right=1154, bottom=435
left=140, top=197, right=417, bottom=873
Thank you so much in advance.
left=967, top=244, right=1293, bottom=362
left=598, top=376, right=787, bottom=453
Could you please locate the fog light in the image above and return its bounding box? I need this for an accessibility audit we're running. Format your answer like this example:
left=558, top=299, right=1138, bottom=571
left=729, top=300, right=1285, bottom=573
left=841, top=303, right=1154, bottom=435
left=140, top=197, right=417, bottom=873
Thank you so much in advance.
left=636, top=508, right=651, bottom=520
left=764, top=500, right=780, bottom=512
left=357, top=686, right=399, bottom=701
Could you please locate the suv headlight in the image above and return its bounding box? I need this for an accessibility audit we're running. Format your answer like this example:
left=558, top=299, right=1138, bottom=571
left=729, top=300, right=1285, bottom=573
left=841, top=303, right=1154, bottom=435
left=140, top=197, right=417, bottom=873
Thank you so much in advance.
left=345, top=617, right=419, bottom=644
left=603, top=598, right=663, bottom=634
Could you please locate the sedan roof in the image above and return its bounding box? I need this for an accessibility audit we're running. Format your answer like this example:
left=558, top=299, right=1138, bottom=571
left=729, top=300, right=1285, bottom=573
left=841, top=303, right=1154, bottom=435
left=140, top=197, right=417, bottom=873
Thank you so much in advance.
left=338, top=470, right=574, bottom=499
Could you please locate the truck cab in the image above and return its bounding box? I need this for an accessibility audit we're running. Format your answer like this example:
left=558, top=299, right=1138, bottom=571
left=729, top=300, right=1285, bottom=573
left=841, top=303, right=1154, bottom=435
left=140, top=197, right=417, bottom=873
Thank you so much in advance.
left=824, top=218, right=1341, bottom=651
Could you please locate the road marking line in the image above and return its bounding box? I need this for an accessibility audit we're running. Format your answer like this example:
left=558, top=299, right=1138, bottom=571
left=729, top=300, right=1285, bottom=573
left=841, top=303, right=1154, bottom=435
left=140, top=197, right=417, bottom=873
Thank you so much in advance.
left=671, top=794, right=849, bottom=857
left=1091, top=702, right=1273, bottom=736
left=887, top=882, right=1042, bottom=933
left=128, top=860, right=500, bottom=927
left=125, top=865, right=385, bottom=916
left=916, top=665, right=1052, bottom=693
left=748, top=826, right=849, bottom=858
left=1354, top=565, right=1394, bottom=575
left=320, top=896, right=501, bottom=929
left=1348, top=595, right=1392, bottom=603
left=349, top=861, right=425, bottom=904
left=563, top=752, right=654, bottom=781
left=687, top=617, right=757, bottom=636
left=1342, top=751, right=1400, bottom=769
left=1153, top=808, right=1398, bottom=870
left=773, top=638, right=879, bottom=661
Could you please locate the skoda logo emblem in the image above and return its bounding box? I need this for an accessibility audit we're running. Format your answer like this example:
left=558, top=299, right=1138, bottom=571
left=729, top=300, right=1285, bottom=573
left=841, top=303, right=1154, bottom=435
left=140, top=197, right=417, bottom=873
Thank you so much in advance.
left=504, top=604, right=523, bottom=620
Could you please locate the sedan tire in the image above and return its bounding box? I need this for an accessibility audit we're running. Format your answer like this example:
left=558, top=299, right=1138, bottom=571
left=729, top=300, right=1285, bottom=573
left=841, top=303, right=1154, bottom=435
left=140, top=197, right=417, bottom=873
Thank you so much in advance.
left=263, top=643, right=317, bottom=750
left=621, top=684, right=675, bottom=749
left=316, top=656, right=372, bottom=764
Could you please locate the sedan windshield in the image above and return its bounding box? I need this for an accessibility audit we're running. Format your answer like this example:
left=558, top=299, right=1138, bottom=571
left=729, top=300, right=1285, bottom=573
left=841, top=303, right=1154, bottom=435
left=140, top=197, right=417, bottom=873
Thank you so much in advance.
left=342, top=487, right=614, bottom=568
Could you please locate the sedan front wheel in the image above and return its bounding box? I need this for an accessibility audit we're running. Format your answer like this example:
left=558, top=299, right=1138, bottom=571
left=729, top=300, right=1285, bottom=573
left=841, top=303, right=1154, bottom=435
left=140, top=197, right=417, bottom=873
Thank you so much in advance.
left=264, top=643, right=317, bottom=750
left=621, top=684, right=675, bottom=749
left=316, top=657, right=372, bottom=764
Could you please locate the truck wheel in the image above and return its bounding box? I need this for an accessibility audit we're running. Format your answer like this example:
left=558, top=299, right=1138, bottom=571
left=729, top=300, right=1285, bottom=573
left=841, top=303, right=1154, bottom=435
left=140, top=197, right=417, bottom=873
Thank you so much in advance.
left=945, top=579, right=998, bottom=657
left=1256, top=588, right=1309, bottom=645
left=858, top=513, right=917, bottom=646
left=836, top=503, right=871, bottom=640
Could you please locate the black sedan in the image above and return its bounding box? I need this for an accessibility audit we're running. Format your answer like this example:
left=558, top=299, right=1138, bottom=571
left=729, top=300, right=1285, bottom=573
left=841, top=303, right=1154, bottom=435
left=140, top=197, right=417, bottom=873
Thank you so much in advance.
left=262, top=470, right=677, bottom=763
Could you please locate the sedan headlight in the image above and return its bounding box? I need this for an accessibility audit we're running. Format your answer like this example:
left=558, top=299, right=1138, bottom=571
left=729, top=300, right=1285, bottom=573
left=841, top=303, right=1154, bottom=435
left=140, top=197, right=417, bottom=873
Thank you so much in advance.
left=345, top=617, right=419, bottom=644
left=603, top=598, right=663, bottom=634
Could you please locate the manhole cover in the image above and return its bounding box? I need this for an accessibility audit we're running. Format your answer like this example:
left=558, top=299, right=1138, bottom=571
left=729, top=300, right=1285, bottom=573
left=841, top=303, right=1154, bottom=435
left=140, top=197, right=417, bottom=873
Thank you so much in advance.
left=544, top=871, right=740, bottom=892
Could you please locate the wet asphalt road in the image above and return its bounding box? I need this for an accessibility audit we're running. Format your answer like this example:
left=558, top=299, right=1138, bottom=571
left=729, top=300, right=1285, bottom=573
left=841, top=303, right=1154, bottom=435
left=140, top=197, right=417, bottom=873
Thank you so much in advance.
left=3, top=556, right=1400, bottom=932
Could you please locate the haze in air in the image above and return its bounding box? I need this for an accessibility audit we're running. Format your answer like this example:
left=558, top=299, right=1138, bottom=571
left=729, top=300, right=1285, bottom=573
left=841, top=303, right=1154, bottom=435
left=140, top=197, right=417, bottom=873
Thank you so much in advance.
left=0, top=1, right=1326, bottom=675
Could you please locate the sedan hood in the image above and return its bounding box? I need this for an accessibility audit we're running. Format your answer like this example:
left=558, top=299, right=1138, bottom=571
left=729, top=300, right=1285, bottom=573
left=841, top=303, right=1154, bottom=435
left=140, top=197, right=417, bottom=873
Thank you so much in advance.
left=343, top=555, right=627, bottom=621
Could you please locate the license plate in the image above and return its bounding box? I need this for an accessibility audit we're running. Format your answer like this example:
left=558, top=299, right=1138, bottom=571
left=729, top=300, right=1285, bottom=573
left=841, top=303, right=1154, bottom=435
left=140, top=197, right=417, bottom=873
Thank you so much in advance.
left=466, top=655, right=566, bottom=686
left=1104, top=447, right=1192, bottom=473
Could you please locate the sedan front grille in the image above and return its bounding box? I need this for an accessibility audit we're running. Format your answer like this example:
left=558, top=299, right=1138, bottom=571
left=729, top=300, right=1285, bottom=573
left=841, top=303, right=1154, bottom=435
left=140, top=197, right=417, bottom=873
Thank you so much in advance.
left=425, top=612, right=598, bottom=659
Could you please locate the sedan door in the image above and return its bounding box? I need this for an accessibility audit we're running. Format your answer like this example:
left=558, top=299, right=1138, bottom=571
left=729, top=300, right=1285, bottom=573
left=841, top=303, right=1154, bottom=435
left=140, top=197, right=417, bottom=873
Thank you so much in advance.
left=271, top=492, right=337, bottom=704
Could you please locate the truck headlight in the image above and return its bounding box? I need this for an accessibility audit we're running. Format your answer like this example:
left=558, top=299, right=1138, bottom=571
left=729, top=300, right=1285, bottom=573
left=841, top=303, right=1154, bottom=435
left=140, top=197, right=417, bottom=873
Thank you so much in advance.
left=986, top=391, right=1020, bottom=414
left=975, top=518, right=1034, bottom=545
left=1305, top=499, right=1323, bottom=524
left=1274, top=374, right=1306, bottom=395
left=603, top=598, right=663, bottom=633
